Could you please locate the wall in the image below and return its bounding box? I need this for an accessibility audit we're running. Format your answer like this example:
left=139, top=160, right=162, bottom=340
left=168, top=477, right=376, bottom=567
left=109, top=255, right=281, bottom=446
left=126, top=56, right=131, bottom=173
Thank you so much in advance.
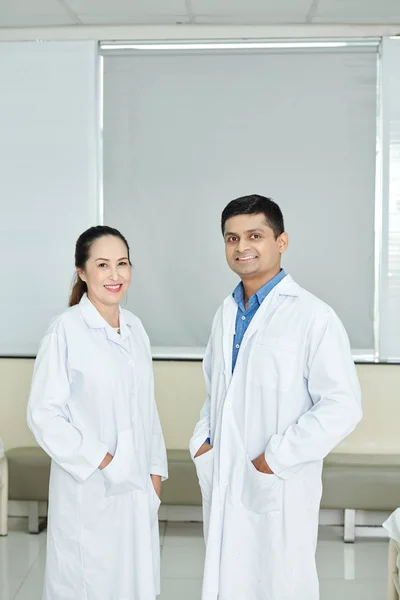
left=1, top=359, right=399, bottom=454
left=0, top=41, right=100, bottom=356
left=0, top=34, right=399, bottom=456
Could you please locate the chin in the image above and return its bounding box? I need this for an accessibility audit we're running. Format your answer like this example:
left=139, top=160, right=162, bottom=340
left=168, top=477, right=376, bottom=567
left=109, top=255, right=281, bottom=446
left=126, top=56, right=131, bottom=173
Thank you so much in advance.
left=234, top=267, right=259, bottom=278
left=100, top=293, right=123, bottom=305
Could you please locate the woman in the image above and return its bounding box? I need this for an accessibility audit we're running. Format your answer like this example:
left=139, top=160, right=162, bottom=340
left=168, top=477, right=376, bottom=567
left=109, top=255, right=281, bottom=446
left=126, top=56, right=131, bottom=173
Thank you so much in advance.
left=27, top=226, right=168, bottom=600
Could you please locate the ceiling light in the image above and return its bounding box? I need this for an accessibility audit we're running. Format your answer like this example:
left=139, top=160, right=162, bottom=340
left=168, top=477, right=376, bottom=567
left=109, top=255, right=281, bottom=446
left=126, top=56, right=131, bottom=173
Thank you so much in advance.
left=101, top=41, right=351, bottom=51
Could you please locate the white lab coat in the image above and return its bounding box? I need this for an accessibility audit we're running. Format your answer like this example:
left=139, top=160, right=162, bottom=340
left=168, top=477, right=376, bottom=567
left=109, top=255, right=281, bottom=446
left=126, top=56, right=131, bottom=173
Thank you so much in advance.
left=27, top=294, right=168, bottom=600
left=190, top=275, right=362, bottom=600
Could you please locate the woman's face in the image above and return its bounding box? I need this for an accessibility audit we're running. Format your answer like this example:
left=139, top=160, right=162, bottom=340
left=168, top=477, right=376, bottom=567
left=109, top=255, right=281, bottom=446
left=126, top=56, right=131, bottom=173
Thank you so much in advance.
left=78, top=235, right=131, bottom=308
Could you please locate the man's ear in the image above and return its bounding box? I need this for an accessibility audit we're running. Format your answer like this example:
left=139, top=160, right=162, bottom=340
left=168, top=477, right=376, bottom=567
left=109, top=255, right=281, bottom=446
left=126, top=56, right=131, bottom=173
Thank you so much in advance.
left=278, top=232, right=288, bottom=255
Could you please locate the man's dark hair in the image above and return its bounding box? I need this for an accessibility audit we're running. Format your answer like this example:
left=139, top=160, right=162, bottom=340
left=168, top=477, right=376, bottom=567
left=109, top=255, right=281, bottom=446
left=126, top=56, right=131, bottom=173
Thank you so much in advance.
left=221, top=194, right=285, bottom=240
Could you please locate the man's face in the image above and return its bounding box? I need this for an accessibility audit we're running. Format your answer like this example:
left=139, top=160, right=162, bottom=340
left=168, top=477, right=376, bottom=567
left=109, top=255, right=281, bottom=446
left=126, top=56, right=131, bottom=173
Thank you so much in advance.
left=223, top=213, right=288, bottom=280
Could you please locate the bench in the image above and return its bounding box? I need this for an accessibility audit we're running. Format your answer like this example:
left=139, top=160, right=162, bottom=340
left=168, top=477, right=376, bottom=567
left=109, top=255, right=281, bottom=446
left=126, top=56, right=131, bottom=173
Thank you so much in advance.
left=0, top=447, right=51, bottom=534
left=0, top=453, right=8, bottom=536
left=321, top=453, right=400, bottom=542
left=387, top=538, right=400, bottom=600
left=1, top=447, right=399, bottom=540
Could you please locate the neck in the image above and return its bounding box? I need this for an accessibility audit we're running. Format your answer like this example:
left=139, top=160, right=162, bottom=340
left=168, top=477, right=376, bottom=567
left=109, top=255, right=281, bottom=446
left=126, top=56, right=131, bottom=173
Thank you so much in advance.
left=242, top=267, right=281, bottom=306
left=88, top=295, right=120, bottom=328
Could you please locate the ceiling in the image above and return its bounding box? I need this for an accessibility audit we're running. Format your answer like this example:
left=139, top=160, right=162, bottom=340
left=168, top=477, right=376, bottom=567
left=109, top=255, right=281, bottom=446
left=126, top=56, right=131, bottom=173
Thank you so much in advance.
left=0, top=0, right=400, bottom=28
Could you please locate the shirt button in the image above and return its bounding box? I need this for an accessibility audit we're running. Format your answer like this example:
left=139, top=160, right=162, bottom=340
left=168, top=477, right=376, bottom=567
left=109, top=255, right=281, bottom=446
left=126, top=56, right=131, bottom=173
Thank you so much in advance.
left=241, top=315, right=246, bottom=320
left=235, top=344, right=240, bottom=349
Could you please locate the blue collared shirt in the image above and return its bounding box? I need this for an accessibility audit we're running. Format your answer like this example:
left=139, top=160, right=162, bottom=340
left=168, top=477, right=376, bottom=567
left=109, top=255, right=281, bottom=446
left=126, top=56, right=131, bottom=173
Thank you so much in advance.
left=232, top=269, right=287, bottom=372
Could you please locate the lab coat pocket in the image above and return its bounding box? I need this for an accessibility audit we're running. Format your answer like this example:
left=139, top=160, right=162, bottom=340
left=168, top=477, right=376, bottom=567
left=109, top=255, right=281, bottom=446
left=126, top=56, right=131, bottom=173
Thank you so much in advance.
left=102, top=428, right=144, bottom=497
left=148, top=478, right=161, bottom=525
left=253, top=337, right=297, bottom=391
left=241, top=457, right=283, bottom=514
left=194, top=448, right=215, bottom=505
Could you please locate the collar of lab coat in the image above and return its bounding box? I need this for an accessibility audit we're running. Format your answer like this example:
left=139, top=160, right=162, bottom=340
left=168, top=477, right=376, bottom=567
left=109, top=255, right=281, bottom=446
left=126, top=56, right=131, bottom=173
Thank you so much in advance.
left=79, top=294, right=132, bottom=344
left=221, top=275, right=300, bottom=381
left=225, top=274, right=300, bottom=316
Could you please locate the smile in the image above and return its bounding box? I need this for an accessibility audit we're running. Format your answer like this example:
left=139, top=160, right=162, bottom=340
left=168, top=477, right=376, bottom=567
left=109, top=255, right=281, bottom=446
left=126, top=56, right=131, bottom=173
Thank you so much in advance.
left=104, top=284, right=123, bottom=293
left=236, top=256, right=258, bottom=262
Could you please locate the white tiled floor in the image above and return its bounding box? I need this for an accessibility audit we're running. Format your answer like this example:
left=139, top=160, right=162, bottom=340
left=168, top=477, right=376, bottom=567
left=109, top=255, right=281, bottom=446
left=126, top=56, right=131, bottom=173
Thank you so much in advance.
left=0, top=519, right=390, bottom=600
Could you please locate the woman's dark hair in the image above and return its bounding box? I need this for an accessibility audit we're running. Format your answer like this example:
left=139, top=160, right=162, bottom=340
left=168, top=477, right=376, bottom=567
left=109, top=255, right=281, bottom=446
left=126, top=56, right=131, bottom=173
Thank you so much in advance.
left=221, top=194, right=285, bottom=240
left=69, top=226, right=131, bottom=307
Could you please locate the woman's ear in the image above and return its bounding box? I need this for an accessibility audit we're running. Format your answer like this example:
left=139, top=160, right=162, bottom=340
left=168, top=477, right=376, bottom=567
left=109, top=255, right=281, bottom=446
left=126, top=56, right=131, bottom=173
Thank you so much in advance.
left=77, top=269, right=86, bottom=283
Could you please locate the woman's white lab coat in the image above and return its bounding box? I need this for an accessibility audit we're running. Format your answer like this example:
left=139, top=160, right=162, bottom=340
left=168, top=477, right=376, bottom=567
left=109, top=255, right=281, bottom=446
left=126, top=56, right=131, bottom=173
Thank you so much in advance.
left=190, top=275, right=362, bottom=600
left=28, top=294, right=168, bottom=600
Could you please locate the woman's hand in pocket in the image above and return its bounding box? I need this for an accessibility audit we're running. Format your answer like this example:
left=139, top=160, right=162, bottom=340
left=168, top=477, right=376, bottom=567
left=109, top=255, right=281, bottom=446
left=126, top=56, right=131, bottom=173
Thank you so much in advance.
left=99, top=452, right=113, bottom=470
left=151, top=474, right=162, bottom=498
left=252, top=453, right=274, bottom=474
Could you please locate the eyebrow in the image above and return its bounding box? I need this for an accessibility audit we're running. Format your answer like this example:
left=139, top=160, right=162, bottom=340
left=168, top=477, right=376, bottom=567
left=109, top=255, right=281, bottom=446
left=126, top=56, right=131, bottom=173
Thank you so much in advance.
left=95, top=257, right=129, bottom=261
left=224, top=228, right=265, bottom=237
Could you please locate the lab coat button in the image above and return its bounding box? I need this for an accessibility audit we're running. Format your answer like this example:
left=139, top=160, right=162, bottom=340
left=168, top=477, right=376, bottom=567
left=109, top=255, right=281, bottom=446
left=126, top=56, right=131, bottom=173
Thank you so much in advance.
left=226, top=402, right=232, bottom=409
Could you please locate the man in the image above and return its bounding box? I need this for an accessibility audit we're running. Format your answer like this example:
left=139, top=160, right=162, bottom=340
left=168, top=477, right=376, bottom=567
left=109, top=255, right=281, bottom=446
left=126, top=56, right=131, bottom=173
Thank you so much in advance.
left=190, top=194, right=362, bottom=600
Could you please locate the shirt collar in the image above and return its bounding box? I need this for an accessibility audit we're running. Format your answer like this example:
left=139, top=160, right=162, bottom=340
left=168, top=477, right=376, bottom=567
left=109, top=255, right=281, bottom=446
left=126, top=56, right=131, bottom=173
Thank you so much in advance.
left=232, top=268, right=287, bottom=312
left=79, top=293, right=132, bottom=341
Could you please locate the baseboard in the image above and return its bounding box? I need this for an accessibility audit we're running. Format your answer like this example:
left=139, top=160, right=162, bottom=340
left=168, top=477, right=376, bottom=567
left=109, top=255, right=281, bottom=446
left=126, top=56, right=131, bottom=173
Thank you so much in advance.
left=7, top=502, right=391, bottom=536
left=319, top=508, right=391, bottom=527
left=158, top=505, right=203, bottom=522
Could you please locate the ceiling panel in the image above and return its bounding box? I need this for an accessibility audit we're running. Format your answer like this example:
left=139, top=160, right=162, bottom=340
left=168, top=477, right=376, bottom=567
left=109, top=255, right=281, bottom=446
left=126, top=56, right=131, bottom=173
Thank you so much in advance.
left=191, top=0, right=312, bottom=19
left=0, top=15, right=74, bottom=25
left=195, top=14, right=307, bottom=24
left=2, top=0, right=67, bottom=11
left=65, top=0, right=187, bottom=16
left=314, top=0, right=400, bottom=22
left=77, top=13, right=190, bottom=24
left=0, top=0, right=75, bottom=27
left=0, top=0, right=399, bottom=28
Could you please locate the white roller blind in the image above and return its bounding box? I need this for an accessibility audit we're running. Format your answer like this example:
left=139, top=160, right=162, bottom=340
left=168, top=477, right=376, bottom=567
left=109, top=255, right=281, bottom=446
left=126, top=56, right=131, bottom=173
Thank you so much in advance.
left=103, top=46, right=377, bottom=355
left=0, top=41, right=100, bottom=356
left=380, top=38, right=400, bottom=361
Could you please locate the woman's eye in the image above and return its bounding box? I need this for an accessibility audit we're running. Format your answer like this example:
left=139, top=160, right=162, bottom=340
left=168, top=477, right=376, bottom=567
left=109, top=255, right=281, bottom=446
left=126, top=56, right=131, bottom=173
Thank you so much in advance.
left=119, top=261, right=128, bottom=266
left=99, top=263, right=107, bottom=268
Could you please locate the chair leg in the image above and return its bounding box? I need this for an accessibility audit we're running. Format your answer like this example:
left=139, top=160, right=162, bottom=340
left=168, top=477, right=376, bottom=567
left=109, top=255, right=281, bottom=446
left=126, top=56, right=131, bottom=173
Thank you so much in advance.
left=0, top=456, right=8, bottom=536
left=344, top=509, right=356, bottom=543
left=28, top=501, right=40, bottom=534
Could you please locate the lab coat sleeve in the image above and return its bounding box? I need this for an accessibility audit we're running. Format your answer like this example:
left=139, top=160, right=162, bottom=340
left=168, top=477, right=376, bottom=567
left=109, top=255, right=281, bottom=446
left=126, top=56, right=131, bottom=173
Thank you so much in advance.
left=264, top=308, right=362, bottom=479
left=137, top=322, right=168, bottom=481
left=27, top=330, right=109, bottom=484
left=190, top=337, right=212, bottom=459
left=149, top=394, right=169, bottom=481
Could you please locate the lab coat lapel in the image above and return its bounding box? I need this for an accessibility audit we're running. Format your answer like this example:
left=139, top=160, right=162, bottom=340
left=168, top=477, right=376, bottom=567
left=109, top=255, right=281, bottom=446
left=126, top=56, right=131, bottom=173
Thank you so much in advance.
left=232, top=275, right=300, bottom=359
left=105, top=309, right=132, bottom=348
left=79, top=294, right=131, bottom=350
left=222, top=295, right=237, bottom=389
